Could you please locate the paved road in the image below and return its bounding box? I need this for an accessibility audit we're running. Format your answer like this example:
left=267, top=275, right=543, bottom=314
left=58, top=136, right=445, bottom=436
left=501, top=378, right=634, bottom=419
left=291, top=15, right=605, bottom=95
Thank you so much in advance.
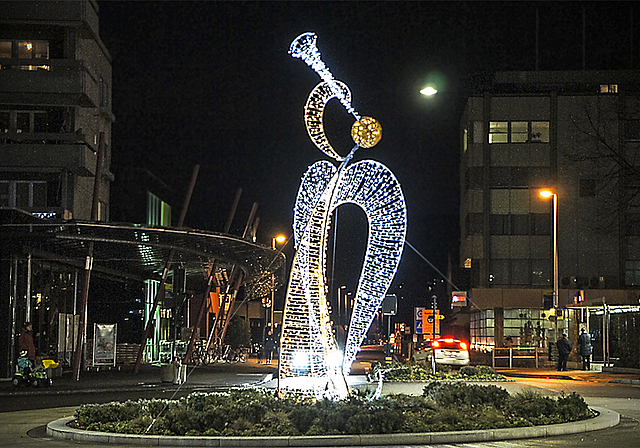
left=1, top=358, right=639, bottom=447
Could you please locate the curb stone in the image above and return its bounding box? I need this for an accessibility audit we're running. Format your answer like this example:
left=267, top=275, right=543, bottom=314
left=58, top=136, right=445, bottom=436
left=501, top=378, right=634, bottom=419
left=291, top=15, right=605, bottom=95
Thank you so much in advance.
left=46, top=406, right=619, bottom=447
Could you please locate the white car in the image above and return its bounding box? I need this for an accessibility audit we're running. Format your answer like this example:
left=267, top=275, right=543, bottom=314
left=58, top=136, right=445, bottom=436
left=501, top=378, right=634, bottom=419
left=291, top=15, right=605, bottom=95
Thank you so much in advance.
left=413, top=337, right=470, bottom=367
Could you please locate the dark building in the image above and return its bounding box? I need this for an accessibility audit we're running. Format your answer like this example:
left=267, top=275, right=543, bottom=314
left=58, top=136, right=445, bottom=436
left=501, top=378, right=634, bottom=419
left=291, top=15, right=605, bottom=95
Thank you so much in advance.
left=459, top=70, right=640, bottom=366
left=0, top=0, right=113, bottom=221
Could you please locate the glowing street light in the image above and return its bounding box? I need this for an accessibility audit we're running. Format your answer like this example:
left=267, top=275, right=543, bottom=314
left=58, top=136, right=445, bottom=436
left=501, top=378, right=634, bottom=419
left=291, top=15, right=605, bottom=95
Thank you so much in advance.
left=272, top=234, right=286, bottom=249
left=420, top=86, right=438, bottom=96
left=540, top=189, right=558, bottom=342
left=269, top=234, right=287, bottom=331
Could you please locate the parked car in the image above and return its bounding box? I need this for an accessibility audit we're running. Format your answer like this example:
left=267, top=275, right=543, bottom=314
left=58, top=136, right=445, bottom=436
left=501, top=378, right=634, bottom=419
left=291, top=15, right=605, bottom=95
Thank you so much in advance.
left=413, top=337, right=470, bottom=367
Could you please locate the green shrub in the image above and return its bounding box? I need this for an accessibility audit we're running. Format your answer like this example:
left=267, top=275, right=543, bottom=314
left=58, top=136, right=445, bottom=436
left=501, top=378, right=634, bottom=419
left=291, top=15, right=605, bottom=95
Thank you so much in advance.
left=459, top=366, right=478, bottom=376
left=423, top=382, right=510, bottom=408
left=476, top=365, right=496, bottom=376
left=556, top=392, right=593, bottom=421
left=73, top=387, right=594, bottom=436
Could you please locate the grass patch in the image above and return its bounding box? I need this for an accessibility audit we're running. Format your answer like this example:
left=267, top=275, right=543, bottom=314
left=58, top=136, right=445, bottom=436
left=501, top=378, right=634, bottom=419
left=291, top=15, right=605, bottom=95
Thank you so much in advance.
left=72, top=385, right=594, bottom=436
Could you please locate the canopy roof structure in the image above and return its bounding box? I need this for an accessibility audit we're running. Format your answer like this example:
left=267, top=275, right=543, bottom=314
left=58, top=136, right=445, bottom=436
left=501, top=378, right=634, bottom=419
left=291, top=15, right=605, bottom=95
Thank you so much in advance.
left=0, top=209, right=286, bottom=290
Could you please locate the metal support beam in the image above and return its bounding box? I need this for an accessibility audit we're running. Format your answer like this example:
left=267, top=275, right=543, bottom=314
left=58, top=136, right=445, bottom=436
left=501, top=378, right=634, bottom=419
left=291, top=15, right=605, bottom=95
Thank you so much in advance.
left=133, top=165, right=199, bottom=374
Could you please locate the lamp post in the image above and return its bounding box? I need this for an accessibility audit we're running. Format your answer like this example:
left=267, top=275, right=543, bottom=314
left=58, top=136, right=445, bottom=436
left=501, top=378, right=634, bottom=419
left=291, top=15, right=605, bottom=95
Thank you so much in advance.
left=270, top=235, right=286, bottom=330
left=540, top=189, right=558, bottom=342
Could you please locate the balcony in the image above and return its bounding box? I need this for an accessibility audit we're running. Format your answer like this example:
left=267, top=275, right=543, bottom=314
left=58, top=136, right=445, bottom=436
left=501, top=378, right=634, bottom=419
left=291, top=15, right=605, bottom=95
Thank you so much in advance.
left=0, top=133, right=97, bottom=176
left=0, top=59, right=96, bottom=107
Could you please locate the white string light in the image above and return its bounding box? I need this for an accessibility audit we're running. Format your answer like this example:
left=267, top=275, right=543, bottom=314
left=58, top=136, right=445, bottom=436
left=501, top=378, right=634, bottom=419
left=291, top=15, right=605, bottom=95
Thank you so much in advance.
left=279, top=33, right=406, bottom=401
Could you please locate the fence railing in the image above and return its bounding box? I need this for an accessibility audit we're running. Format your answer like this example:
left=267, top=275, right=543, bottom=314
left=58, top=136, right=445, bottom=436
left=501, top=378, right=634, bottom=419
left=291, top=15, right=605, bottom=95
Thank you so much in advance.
left=492, top=347, right=546, bottom=368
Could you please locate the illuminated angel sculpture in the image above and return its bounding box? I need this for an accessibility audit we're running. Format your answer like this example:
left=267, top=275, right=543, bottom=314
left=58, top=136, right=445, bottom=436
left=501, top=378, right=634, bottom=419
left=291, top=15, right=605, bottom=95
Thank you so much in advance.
left=278, top=33, right=406, bottom=400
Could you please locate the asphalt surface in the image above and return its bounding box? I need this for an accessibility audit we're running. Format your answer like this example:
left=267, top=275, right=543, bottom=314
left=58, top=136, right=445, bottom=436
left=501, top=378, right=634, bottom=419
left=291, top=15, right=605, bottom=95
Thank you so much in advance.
left=1, top=356, right=639, bottom=447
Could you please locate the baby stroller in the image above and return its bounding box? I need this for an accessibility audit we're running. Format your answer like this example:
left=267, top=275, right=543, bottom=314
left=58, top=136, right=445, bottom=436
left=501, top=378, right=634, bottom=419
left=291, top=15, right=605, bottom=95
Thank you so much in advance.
left=12, top=351, right=58, bottom=387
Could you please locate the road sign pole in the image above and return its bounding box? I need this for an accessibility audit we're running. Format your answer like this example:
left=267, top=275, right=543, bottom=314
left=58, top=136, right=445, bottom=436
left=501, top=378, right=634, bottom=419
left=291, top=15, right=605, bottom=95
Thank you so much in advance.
left=431, top=295, right=437, bottom=375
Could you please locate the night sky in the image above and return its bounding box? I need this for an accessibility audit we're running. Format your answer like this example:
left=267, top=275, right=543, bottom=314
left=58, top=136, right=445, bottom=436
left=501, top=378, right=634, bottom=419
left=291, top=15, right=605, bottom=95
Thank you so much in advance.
left=97, top=1, right=639, bottom=321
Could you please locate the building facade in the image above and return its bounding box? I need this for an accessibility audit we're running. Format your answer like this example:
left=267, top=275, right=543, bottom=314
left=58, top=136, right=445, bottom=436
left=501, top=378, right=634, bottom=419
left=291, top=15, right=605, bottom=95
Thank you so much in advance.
left=459, top=70, right=640, bottom=363
left=0, top=0, right=113, bottom=221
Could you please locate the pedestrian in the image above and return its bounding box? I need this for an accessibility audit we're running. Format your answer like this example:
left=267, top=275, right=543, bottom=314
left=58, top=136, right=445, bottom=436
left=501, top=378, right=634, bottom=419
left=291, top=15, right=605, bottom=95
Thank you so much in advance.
left=257, top=339, right=264, bottom=364
left=556, top=332, right=572, bottom=371
left=578, top=328, right=592, bottom=371
left=18, top=322, right=36, bottom=363
left=265, top=331, right=275, bottom=364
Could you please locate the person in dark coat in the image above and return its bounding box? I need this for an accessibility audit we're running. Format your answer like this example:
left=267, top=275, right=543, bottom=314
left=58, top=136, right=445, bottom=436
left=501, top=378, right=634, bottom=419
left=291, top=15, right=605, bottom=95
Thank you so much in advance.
left=18, top=322, right=36, bottom=363
left=265, top=331, right=275, bottom=364
left=556, top=332, right=572, bottom=371
left=577, top=328, right=592, bottom=370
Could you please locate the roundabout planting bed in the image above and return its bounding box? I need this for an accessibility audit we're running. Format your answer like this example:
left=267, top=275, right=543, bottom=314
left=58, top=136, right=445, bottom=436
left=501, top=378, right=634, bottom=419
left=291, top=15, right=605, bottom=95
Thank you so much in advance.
left=71, top=382, right=594, bottom=437
left=371, top=363, right=510, bottom=382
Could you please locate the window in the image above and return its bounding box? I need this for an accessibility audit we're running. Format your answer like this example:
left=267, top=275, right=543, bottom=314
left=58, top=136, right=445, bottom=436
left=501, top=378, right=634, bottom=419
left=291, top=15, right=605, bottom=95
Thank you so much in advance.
left=531, top=213, right=551, bottom=235
left=0, top=182, right=9, bottom=206
left=531, top=122, right=550, bottom=143
left=147, top=192, right=171, bottom=227
left=100, top=77, right=110, bottom=108
left=0, top=40, right=49, bottom=70
left=489, top=121, right=549, bottom=144
left=531, top=259, right=551, bottom=285
left=624, top=120, right=640, bottom=141
left=16, top=112, right=30, bottom=133
left=579, top=179, right=597, bottom=197
left=0, top=111, right=9, bottom=133
left=625, top=261, right=640, bottom=286
left=510, top=167, right=529, bottom=187
left=489, top=214, right=508, bottom=235
left=511, top=214, right=530, bottom=235
left=0, top=109, right=61, bottom=134
left=473, top=121, right=483, bottom=143
left=489, top=121, right=508, bottom=143
left=511, top=122, right=529, bottom=143
left=490, top=260, right=510, bottom=285
left=489, top=167, right=510, bottom=187
left=465, top=167, right=483, bottom=190
left=0, top=180, right=47, bottom=209
left=600, top=84, right=618, bottom=94
left=511, top=260, right=530, bottom=285
left=626, top=213, right=640, bottom=236
left=463, top=127, right=468, bottom=153
left=466, top=213, right=483, bottom=235
left=0, top=41, right=11, bottom=58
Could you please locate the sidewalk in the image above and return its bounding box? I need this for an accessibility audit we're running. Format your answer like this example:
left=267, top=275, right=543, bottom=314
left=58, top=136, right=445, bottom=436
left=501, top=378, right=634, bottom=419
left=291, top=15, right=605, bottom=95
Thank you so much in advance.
left=0, top=357, right=279, bottom=397
left=494, top=366, right=640, bottom=384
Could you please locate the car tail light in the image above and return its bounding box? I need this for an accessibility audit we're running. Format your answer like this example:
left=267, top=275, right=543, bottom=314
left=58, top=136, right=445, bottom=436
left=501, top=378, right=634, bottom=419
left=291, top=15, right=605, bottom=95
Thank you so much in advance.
left=459, top=341, right=467, bottom=350
left=431, top=340, right=440, bottom=348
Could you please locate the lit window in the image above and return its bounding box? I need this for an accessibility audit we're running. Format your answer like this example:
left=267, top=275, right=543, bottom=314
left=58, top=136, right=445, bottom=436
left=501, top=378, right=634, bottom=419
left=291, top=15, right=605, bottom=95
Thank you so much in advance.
left=600, top=84, right=618, bottom=94
left=531, top=121, right=549, bottom=143
left=463, top=127, right=468, bottom=152
left=1, top=40, right=50, bottom=70
left=511, top=121, right=528, bottom=143
left=489, top=121, right=508, bottom=144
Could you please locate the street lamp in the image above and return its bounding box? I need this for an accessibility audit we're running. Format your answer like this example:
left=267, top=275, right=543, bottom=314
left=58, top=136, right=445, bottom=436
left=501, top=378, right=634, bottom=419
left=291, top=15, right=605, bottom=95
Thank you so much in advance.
left=269, top=234, right=287, bottom=331
left=540, top=189, right=558, bottom=342
left=420, top=86, right=438, bottom=96
left=272, top=234, right=286, bottom=250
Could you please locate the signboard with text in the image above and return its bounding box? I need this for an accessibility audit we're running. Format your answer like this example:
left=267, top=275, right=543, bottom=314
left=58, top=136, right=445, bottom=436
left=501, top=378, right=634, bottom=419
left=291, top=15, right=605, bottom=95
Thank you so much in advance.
left=451, top=291, right=467, bottom=307
left=414, top=307, right=440, bottom=338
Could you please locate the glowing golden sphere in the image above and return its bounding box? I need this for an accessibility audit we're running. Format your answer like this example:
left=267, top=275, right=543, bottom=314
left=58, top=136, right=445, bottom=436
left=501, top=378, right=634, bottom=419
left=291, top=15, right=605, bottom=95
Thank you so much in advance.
left=351, top=116, right=382, bottom=148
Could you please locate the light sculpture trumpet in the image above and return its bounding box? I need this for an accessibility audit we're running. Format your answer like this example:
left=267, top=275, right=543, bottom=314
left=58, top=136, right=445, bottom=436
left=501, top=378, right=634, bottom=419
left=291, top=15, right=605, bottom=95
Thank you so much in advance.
left=278, top=33, right=406, bottom=400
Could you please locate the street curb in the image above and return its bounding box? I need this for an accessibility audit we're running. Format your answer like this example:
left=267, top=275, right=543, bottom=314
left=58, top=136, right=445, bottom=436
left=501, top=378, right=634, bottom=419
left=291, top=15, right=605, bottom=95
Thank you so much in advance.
left=46, top=406, right=619, bottom=447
